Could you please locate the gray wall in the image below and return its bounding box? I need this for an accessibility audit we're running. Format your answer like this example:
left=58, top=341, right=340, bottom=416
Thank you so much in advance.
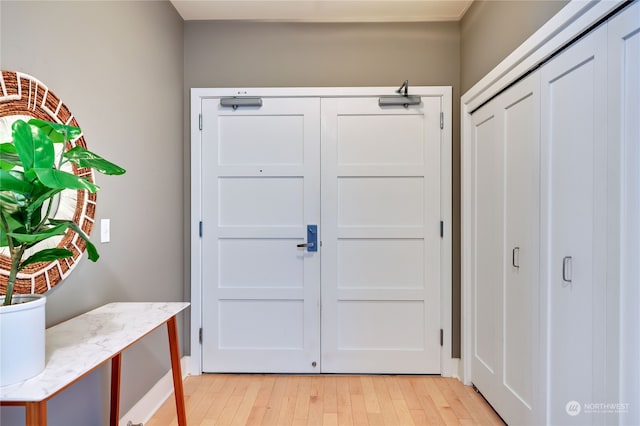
left=460, top=0, right=569, bottom=93
left=185, top=21, right=460, bottom=88
left=0, top=1, right=184, bottom=425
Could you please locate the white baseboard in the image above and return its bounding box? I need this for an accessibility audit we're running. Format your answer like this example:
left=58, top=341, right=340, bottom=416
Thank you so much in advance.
left=448, top=358, right=461, bottom=381
left=119, top=356, right=190, bottom=426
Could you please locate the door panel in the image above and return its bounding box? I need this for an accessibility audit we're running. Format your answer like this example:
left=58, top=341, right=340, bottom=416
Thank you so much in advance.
left=502, top=75, right=540, bottom=424
left=609, top=4, right=640, bottom=424
left=218, top=178, right=303, bottom=226
left=321, top=97, right=441, bottom=374
left=201, top=97, right=321, bottom=373
left=471, top=103, right=502, bottom=402
left=337, top=177, right=424, bottom=226
left=471, top=72, right=540, bottom=425
left=541, top=25, right=607, bottom=425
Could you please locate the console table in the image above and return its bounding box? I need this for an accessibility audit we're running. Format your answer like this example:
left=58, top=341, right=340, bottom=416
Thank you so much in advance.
left=0, top=302, right=189, bottom=426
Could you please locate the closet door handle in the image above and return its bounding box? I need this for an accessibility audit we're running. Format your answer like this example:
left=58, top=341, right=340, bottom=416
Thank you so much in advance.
left=512, top=247, right=520, bottom=268
left=562, top=256, right=573, bottom=283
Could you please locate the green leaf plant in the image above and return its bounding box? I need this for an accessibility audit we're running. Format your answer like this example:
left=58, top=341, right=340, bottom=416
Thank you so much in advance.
left=0, top=119, right=125, bottom=306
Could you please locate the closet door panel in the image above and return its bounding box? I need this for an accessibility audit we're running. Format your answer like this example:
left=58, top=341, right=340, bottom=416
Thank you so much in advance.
left=608, top=3, right=640, bottom=424
left=470, top=73, right=541, bottom=426
left=503, top=74, right=540, bottom=424
left=541, top=25, right=608, bottom=425
left=471, top=105, right=503, bottom=405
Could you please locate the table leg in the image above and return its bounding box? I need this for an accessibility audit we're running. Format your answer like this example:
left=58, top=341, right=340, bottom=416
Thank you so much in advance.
left=25, top=401, right=46, bottom=426
left=110, top=353, right=122, bottom=426
left=167, top=315, right=187, bottom=426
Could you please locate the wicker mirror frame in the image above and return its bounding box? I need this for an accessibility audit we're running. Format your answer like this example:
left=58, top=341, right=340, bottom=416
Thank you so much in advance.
left=0, top=70, right=96, bottom=295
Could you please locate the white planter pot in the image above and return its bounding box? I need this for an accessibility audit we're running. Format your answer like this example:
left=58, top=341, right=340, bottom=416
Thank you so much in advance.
left=0, top=294, right=46, bottom=387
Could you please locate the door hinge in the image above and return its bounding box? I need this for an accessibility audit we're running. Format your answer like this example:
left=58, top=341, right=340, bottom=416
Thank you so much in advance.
left=440, top=112, right=444, bottom=129
left=199, top=327, right=203, bottom=344
left=199, top=221, right=203, bottom=238
left=440, top=329, right=444, bottom=346
left=199, top=113, right=203, bottom=131
left=440, top=221, right=444, bottom=238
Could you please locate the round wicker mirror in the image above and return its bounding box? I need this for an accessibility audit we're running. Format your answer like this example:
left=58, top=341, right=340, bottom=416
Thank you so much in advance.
left=0, top=70, right=96, bottom=295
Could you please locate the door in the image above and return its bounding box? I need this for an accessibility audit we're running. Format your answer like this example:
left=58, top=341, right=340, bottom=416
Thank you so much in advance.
left=609, top=3, right=640, bottom=425
left=200, top=94, right=444, bottom=374
left=320, top=97, right=441, bottom=374
left=502, top=73, right=540, bottom=426
left=200, top=97, right=321, bottom=373
left=470, top=93, right=503, bottom=412
left=470, top=73, right=541, bottom=425
left=541, top=24, right=607, bottom=425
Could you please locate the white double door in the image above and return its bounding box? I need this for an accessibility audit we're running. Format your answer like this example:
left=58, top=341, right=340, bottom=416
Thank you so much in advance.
left=201, top=95, right=442, bottom=374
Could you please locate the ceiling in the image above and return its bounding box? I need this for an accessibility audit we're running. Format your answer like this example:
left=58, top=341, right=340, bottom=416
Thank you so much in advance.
left=170, top=0, right=474, bottom=23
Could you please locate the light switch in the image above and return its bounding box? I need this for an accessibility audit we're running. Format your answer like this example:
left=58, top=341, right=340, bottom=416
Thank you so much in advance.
left=100, top=219, right=110, bottom=243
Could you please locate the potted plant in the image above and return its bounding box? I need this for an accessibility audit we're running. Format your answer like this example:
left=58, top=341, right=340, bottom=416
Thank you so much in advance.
left=0, top=118, right=124, bottom=386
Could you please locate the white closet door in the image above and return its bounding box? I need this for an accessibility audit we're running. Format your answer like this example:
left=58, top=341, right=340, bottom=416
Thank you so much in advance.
left=470, top=95, right=503, bottom=405
left=320, top=97, right=441, bottom=373
left=503, top=74, right=541, bottom=425
left=541, top=24, right=608, bottom=425
left=200, top=97, right=321, bottom=373
left=470, top=73, right=540, bottom=426
left=608, top=3, right=640, bottom=425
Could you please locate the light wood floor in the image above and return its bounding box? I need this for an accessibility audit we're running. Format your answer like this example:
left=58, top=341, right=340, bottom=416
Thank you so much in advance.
left=147, top=374, right=504, bottom=426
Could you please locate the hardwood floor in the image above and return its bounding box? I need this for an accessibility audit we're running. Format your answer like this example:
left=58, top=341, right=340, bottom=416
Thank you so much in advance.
left=147, top=374, right=504, bottom=426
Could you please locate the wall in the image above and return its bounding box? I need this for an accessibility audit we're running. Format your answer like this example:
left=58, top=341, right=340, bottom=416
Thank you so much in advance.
left=0, top=1, right=184, bottom=425
left=460, top=0, right=569, bottom=94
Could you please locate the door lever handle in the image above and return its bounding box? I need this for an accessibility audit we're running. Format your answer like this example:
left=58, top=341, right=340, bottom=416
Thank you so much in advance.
left=297, top=225, right=318, bottom=252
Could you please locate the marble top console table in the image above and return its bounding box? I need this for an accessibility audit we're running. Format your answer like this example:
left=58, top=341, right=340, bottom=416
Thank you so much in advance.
left=0, top=302, right=189, bottom=426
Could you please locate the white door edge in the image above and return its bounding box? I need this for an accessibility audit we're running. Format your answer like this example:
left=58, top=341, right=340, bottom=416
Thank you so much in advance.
left=190, top=86, right=453, bottom=376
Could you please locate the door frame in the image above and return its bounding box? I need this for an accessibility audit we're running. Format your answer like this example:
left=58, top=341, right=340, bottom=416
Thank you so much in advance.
left=190, top=86, right=452, bottom=377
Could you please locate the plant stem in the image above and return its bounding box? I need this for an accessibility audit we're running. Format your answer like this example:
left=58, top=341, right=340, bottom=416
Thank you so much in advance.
left=3, top=246, right=25, bottom=306
left=0, top=209, right=15, bottom=252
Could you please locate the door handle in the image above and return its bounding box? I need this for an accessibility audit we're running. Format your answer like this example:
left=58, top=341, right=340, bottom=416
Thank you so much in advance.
left=512, top=247, right=520, bottom=268
left=562, top=256, right=572, bottom=283
left=297, top=225, right=318, bottom=252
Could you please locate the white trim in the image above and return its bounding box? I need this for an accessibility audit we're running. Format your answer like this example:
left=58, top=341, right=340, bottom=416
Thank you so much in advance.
left=119, top=356, right=190, bottom=426
left=190, top=91, right=203, bottom=376
left=190, top=86, right=453, bottom=376
left=462, top=0, right=625, bottom=111
left=460, top=0, right=626, bottom=385
left=191, top=86, right=452, bottom=99
left=439, top=87, right=455, bottom=378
